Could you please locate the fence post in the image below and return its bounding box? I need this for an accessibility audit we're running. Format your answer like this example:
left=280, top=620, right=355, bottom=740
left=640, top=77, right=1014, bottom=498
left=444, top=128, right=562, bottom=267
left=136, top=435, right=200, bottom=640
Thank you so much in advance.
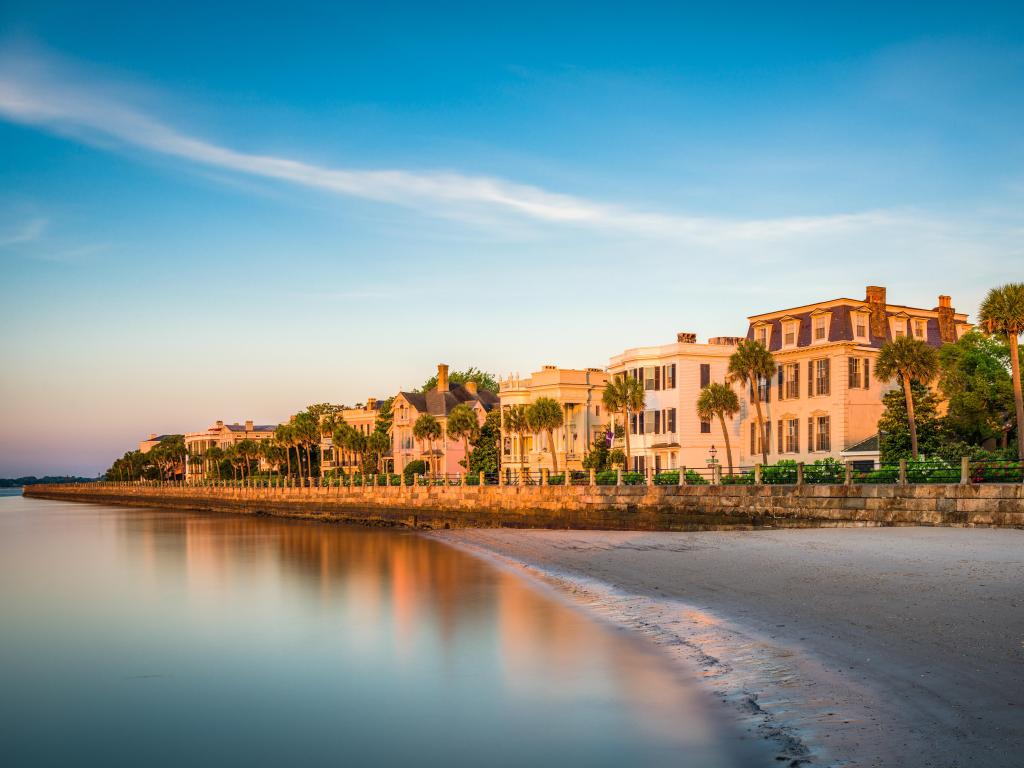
left=754, top=464, right=763, bottom=485
left=616, top=468, right=623, bottom=487
left=646, top=466, right=653, bottom=486
left=796, top=462, right=805, bottom=486
left=712, top=464, right=722, bottom=485
left=589, top=468, right=596, bottom=486
left=960, top=457, right=971, bottom=485
left=498, top=468, right=504, bottom=486
left=479, top=471, right=485, bottom=486
left=541, top=468, right=548, bottom=486
left=844, top=461, right=853, bottom=487
left=679, top=466, right=687, bottom=486
left=898, top=459, right=908, bottom=486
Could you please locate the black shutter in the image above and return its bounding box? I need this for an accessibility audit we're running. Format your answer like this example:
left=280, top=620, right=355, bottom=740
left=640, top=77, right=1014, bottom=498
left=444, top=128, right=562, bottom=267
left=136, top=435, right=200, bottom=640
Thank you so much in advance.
left=777, top=367, right=784, bottom=397
left=864, top=359, right=870, bottom=389
left=808, top=361, right=814, bottom=396
left=849, top=358, right=856, bottom=390
left=823, top=359, right=830, bottom=396
left=655, top=366, right=661, bottom=390
left=700, top=364, right=710, bottom=389
left=808, top=417, right=814, bottom=451
left=655, top=410, right=661, bottom=434
left=778, top=420, right=783, bottom=453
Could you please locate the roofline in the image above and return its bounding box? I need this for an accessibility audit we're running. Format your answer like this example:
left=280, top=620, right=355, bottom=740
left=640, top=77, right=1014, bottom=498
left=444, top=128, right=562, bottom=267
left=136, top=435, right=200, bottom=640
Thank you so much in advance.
left=748, top=297, right=970, bottom=322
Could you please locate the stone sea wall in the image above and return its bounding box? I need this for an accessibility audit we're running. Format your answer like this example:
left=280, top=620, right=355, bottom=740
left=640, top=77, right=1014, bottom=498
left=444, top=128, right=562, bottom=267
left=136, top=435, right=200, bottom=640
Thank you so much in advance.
left=22, top=481, right=1024, bottom=530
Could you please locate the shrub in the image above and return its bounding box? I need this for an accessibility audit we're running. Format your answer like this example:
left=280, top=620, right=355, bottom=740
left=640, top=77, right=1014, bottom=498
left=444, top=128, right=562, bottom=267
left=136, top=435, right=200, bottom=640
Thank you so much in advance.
left=971, top=460, right=1023, bottom=483
left=622, top=471, right=645, bottom=485
left=721, top=472, right=754, bottom=485
left=762, top=460, right=798, bottom=485
left=653, top=471, right=678, bottom=485
left=547, top=473, right=565, bottom=486
left=804, top=458, right=845, bottom=484
left=905, top=457, right=958, bottom=483
left=595, top=470, right=618, bottom=486
left=403, top=460, right=428, bottom=481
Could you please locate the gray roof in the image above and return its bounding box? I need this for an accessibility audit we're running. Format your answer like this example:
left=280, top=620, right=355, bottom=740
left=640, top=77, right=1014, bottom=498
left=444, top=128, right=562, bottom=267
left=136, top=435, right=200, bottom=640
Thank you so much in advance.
left=225, top=424, right=277, bottom=432
left=398, top=383, right=498, bottom=417
left=843, top=434, right=880, bottom=453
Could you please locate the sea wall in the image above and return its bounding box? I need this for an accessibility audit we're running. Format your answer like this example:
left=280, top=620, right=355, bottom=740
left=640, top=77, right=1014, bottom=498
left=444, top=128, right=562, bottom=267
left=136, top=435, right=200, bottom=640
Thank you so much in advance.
left=22, top=481, right=1024, bottom=530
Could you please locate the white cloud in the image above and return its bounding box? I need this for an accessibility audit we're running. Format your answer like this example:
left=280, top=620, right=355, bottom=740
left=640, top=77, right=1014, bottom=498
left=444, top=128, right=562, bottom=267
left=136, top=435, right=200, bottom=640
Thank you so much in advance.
left=0, top=216, right=46, bottom=247
left=0, top=47, right=902, bottom=244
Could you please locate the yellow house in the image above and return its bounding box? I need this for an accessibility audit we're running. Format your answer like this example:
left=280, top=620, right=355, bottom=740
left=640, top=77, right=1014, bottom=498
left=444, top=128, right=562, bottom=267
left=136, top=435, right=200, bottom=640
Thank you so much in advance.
left=498, top=366, right=608, bottom=475
left=738, top=285, right=970, bottom=466
left=319, top=399, right=385, bottom=476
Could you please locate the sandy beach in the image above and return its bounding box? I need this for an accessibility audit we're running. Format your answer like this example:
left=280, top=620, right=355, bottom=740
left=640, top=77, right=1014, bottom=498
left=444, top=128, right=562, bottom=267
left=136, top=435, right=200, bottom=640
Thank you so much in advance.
left=438, top=528, right=1024, bottom=768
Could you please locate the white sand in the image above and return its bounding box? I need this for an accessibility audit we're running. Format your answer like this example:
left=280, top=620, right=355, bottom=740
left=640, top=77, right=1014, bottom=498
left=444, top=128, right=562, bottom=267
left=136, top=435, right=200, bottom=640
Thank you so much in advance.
left=438, top=528, right=1024, bottom=768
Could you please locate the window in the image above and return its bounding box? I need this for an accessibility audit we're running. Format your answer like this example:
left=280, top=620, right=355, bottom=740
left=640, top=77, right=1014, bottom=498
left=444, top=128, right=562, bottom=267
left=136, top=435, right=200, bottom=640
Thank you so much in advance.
left=787, top=418, right=800, bottom=453
left=756, top=376, right=771, bottom=403
left=848, top=357, right=871, bottom=389
left=750, top=422, right=770, bottom=454
left=849, top=357, right=861, bottom=389
left=700, top=363, right=710, bottom=389
left=893, top=319, right=907, bottom=338
left=815, top=359, right=830, bottom=396
left=644, top=366, right=657, bottom=390
left=816, top=416, right=831, bottom=452
left=785, top=363, right=799, bottom=399
left=757, top=326, right=768, bottom=346
left=667, top=408, right=676, bottom=433
left=784, top=321, right=798, bottom=347
left=854, top=314, right=867, bottom=340
left=644, top=410, right=656, bottom=434
left=913, top=319, right=926, bottom=340
left=664, top=364, right=676, bottom=389
left=700, top=420, right=711, bottom=434
left=813, top=316, right=826, bottom=341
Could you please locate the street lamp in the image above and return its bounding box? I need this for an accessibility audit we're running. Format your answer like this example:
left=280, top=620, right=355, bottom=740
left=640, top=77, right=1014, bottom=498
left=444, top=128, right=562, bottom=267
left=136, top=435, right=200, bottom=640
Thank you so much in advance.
left=707, top=444, right=719, bottom=466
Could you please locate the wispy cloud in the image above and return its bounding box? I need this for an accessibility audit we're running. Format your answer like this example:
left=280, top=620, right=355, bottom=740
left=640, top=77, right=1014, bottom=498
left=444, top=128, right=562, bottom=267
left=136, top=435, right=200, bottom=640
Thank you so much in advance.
left=0, top=216, right=46, bottom=247
left=0, top=46, right=901, bottom=244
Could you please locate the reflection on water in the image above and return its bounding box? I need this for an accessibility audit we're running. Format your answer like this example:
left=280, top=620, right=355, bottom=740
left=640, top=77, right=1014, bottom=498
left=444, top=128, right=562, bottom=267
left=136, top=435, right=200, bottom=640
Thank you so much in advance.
left=0, top=496, right=764, bottom=766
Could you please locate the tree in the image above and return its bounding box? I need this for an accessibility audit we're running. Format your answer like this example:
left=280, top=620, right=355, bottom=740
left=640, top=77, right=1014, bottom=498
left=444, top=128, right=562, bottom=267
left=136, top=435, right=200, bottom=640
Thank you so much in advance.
left=260, top=440, right=285, bottom=478
left=582, top=432, right=610, bottom=471
left=937, top=331, right=1017, bottom=447
left=696, top=382, right=740, bottom=475
left=601, top=375, right=645, bottom=469
left=235, top=439, right=259, bottom=477
left=446, top=403, right=480, bottom=471
left=419, top=366, right=499, bottom=394
left=503, top=404, right=530, bottom=469
left=333, top=422, right=354, bottom=475
left=526, top=397, right=564, bottom=473
left=875, top=336, right=940, bottom=459
left=293, top=412, right=320, bottom=481
left=467, top=409, right=501, bottom=475
left=275, top=424, right=295, bottom=477
left=878, top=382, right=945, bottom=462
left=727, top=340, right=776, bottom=466
left=205, top=445, right=224, bottom=480
left=366, top=431, right=390, bottom=473
left=412, top=413, right=442, bottom=474
left=979, top=283, right=1024, bottom=460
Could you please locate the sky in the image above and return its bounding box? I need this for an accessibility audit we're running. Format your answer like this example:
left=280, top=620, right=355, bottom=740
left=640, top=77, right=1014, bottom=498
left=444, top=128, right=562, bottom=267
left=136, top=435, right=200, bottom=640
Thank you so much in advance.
left=1, top=1, right=1023, bottom=476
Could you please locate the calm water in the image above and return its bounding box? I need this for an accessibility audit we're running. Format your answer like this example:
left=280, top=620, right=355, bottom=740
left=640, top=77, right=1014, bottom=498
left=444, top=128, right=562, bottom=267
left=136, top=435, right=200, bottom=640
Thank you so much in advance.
left=0, top=492, right=765, bottom=766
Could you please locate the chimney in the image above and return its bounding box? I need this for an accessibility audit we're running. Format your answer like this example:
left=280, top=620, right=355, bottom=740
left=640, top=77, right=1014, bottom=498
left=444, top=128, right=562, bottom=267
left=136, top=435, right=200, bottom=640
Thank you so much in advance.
left=464, top=380, right=478, bottom=396
left=865, top=285, right=888, bottom=339
left=437, top=363, right=449, bottom=393
left=677, top=332, right=697, bottom=344
left=366, top=397, right=377, bottom=410
left=935, top=295, right=956, bottom=343
left=245, top=420, right=253, bottom=431
left=216, top=420, right=224, bottom=428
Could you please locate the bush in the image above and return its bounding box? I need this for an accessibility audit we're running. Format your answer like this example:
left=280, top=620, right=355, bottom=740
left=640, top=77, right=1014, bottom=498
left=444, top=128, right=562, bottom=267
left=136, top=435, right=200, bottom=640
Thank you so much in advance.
left=653, top=471, right=678, bottom=485
left=622, top=471, right=645, bottom=485
left=971, top=460, right=1023, bottom=483
left=403, top=461, right=428, bottom=481
left=721, top=472, right=754, bottom=485
left=596, top=470, right=618, bottom=486
left=906, top=458, right=958, bottom=483
left=804, top=458, right=845, bottom=484
left=547, top=473, right=565, bottom=486
left=857, top=466, right=898, bottom=484
left=762, top=460, right=798, bottom=485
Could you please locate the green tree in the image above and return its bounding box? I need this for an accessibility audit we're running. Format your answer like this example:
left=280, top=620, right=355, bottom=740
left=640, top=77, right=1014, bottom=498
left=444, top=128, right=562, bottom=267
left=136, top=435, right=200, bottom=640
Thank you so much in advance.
left=979, top=283, right=1024, bottom=460
left=413, top=413, right=442, bottom=474
left=696, top=382, right=740, bottom=475
left=503, top=404, right=530, bottom=469
left=446, top=403, right=480, bottom=471
left=727, top=340, right=777, bottom=466
left=467, top=409, right=502, bottom=475
left=601, top=375, right=645, bottom=469
left=875, top=336, right=940, bottom=459
left=938, top=331, right=1017, bottom=447
left=526, top=397, right=564, bottom=473
left=878, top=382, right=945, bottom=462
left=582, top=432, right=610, bottom=471
left=366, top=430, right=391, bottom=473
left=419, top=366, right=499, bottom=394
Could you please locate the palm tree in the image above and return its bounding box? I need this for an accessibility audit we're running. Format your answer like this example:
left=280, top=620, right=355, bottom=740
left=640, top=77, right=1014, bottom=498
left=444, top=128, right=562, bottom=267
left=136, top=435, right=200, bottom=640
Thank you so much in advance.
left=526, top=397, right=565, bottom=473
left=601, top=375, right=645, bottom=469
left=367, top=430, right=391, bottom=474
left=979, top=283, right=1024, bottom=460
left=875, top=336, right=940, bottom=459
left=727, top=340, right=777, bottom=466
left=503, top=404, right=530, bottom=470
left=413, top=413, right=442, bottom=474
left=446, top=404, right=480, bottom=472
left=333, top=423, right=354, bottom=475
left=294, top=412, right=319, bottom=482
left=235, top=439, right=259, bottom=478
left=274, top=424, right=295, bottom=478
left=205, top=445, right=224, bottom=480
left=696, top=382, right=740, bottom=475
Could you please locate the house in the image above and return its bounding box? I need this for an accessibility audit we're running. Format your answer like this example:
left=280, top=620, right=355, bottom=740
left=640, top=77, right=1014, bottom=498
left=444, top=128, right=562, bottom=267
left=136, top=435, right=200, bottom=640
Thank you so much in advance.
left=391, top=364, right=498, bottom=475
left=738, top=286, right=970, bottom=466
left=608, top=334, right=743, bottom=473
left=319, top=398, right=385, bottom=476
left=184, top=420, right=277, bottom=481
left=498, top=366, right=608, bottom=475
left=138, top=433, right=173, bottom=454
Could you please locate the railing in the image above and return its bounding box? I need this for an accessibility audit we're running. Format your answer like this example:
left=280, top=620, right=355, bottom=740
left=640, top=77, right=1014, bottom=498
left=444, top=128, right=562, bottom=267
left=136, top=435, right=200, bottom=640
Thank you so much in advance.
left=64, top=458, right=1024, bottom=491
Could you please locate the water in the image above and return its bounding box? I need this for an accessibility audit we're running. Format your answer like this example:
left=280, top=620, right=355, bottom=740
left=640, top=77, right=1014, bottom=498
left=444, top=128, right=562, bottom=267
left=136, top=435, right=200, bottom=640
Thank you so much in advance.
left=0, top=493, right=766, bottom=766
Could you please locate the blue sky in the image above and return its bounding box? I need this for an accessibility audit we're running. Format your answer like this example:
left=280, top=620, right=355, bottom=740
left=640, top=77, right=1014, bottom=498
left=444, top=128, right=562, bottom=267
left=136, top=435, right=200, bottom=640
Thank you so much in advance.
left=1, top=1, right=1023, bottom=475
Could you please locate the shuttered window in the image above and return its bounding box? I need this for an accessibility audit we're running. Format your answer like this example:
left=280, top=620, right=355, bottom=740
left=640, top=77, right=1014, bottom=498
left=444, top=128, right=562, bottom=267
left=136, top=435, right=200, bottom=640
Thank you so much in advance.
left=700, top=364, right=711, bottom=389
left=667, top=409, right=676, bottom=433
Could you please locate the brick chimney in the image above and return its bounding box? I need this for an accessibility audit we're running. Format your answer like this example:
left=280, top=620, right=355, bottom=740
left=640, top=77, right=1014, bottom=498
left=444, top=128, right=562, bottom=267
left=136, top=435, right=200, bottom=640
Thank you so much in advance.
left=865, top=285, right=888, bottom=339
left=366, top=397, right=377, bottom=410
left=464, top=380, right=478, bottom=396
left=935, top=295, right=956, bottom=343
left=437, top=363, right=449, bottom=393
left=245, top=420, right=253, bottom=431
left=216, top=420, right=224, bottom=427
left=148, top=433, right=157, bottom=440
left=677, top=332, right=697, bottom=344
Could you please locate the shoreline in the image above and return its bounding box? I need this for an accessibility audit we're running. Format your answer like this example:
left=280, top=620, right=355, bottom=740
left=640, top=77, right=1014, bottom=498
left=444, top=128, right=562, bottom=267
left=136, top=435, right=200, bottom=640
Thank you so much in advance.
left=435, top=527, right=1024, bottom=768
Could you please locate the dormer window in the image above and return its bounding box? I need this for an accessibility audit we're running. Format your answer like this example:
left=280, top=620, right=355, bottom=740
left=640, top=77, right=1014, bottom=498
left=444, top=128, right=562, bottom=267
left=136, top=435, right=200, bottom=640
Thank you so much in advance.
left=813, top=316, right=826, bottom=341
left=890, top=313, right=909, bottom=339
left=780, top=317, right=799, bottom=348
left=809, top=309, right=831, bottom=345
left=913, top=319, right=926, bottom=340
left=853, top=312, right=868, bottom=340
left=753, top=322, right=771, bottom=348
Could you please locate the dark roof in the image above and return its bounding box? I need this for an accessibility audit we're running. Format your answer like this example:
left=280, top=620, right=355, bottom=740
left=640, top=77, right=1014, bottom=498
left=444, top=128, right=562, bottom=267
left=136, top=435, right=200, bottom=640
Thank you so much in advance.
left=397, top=383, right=498, bottom=417
left=225, top=424, right=277, bottom=432
left=142, top=434, right=172, bottom=442
left=746, top=302, right=945, bottom=351
left=843, top=434, right=880, bottom=453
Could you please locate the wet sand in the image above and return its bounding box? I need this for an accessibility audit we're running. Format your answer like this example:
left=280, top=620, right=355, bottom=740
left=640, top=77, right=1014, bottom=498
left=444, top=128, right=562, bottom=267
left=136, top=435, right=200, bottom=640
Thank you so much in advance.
left=438, top=528, right=1024, bottom=768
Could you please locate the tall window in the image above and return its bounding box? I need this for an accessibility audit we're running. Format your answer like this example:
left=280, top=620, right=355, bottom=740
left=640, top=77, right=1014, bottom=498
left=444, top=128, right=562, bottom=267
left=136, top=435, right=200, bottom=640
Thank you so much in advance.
left=815, top=359, right=830, bottom=396
left=700, top=419, right=711, bottom=434
left=848, top=357, right=870, bottom=389
left=849, top=357, right=861, bottom=389
left=644, top=366, right=657, bottom=390
left=644, top=410, right=657, bottom=434
left=913, top=319, right=926, bottom=340
left=785, top=363, right=799, bottom=399
left=854, top=314, right=867, bottom=339
left=750, top=422, right=770, bottom=454
left=816, top=416, right=831, bottom=452
left=664, top=364, right=676, bottom=389
left=787, top=418, right=800, bottom=453
left=700, top=363, right=710, bottom=389
left=667, top=409, right=677, bottom=433
left=757, top=376, right=770, bottom=403
left=784, top=322, right=797, bottom=347
left=757, top=327, right=768, bottom=346
left=894, top=319, right=906, bottom=338
left=813, top=316, right=826, bottom=341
